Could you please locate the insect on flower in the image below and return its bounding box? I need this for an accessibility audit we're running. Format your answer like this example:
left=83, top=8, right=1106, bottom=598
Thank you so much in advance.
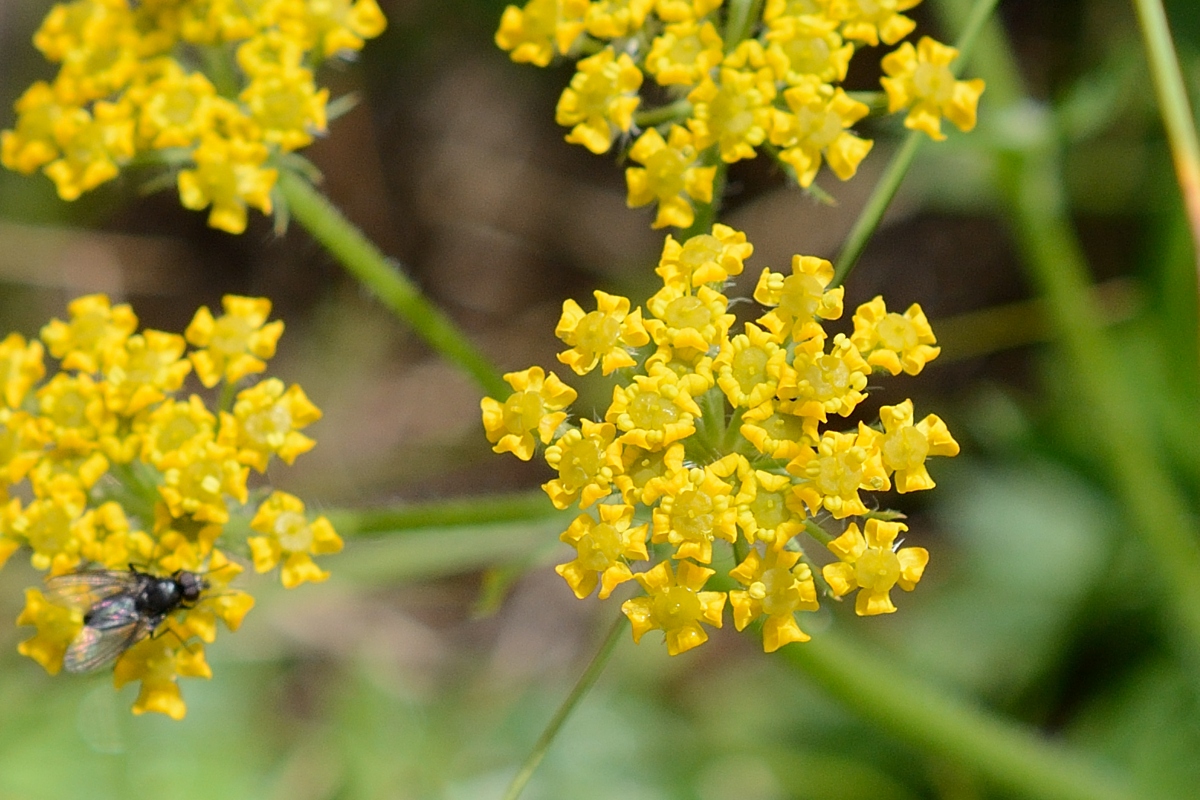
left=45, top=568, right=206, bottom=673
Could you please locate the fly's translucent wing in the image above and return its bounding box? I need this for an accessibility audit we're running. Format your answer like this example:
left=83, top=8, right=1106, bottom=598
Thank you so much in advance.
left=62, top=622, right=149, bottom=673
left=44, top=571, right=141, bottom=612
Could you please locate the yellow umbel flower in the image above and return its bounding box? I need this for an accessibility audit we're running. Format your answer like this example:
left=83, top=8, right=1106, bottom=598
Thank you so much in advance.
left=481, top=366, right=577, bottom=461
left=686, top=48, right=777, bottom=163
left=556, top=290, right=651, bottom=376
left=730, top=547, right=818, bottom=651
left=496, top=0, right=590, bottom=67
left=850, top=296, right=941, bottom=375
left=556, top=48, right=643, bottom=154
left=484, top=226, right=957, bottom=656
left=5, top=294, right=332, bottom=719
left=556, top=502, right=649, bottom=599
left=185, top=295, right=285, bottom=387
left=585, top=0, right=656, bottom=38
left=823, top=518, right=928, bottom=615
left=625, top=125, right=718, bottom=229
left=644, top=20, right=725, bottom=87
left=881, top=37, right=986, bottom=141
left=655, top=0, right=724, bottom=23
left=2, top=0, right=387, bottom=232
left=249, top=490, right=343, bottom=588
left=764, top=14, right=855, bottom=85
left=769, top=79, right=873, bottom=187
left=830, top=0, right=919, bottom=46
left=622, top=559, right=726, bottom=654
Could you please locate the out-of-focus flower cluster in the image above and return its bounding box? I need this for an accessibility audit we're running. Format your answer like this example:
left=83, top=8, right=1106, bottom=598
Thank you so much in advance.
left=496, top=0, right=984, bottom=228
left=482, top=226, right=958, bottom=654
left=1, top=0, right=386, bottom=234
left=2, top=294, right=341, bottom=718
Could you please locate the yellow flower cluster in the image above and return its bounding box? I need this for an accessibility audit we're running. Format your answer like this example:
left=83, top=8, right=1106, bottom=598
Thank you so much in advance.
left=482, top=225, right=958, bottom=654
left=496, top=0, right=985, bottom=228
left=1, top=0, right=387, bottom=234
left=1, top=294, right=341, bottom=718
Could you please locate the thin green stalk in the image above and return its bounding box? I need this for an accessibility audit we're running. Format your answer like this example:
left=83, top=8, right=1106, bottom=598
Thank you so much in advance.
left=634, top=98, right=692, bottom=128
left=501, top=614, right=628, bottom=800
left=323, top=490, right=561, bottom=536
left=277, top=170, right=508, bottom=398
left=783, top=631, right=1147, bottom=800
left=832, top=0, right=1000, bottom=287
left=1129, top=0, right=1200, bottom=275
left=724, top=0, right=763, bottom=49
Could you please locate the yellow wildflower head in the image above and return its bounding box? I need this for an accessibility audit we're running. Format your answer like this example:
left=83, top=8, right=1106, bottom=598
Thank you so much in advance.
left=249, top=490, right=343, bottom=588
left=625, top=125, right=718, bottom=230
left=556, top=48, right=643, bottom=155
left=881, top=37, right=986, bottom=141
left=114, top=636, right=212, bottom=721
left=822, top=518, right=928, bottom=615
left=788, top=427, right=889, bottom=518
left=495, top=0, right=590, bottom=66
left=481, top=366, right=577, bottom=461
left=605, top=370, right=701, bottom=450
left=644, top=20, right=725, bottom=87
left=221, top=378, right=323, bottom=472
left=556, top=503, right=649, bottom=599
left=850, top=296, right=941, bottom=375
left=0, top=334, right=46, bottom=409
left=831, top=0, right=919, bottom=47
left=764, top=14, right=855, bottom=85
left=555, top=290, right=650, bottom=376
left=875, top=400, right=960, bottom=493
left=770, top=80, right=873, bottom=187
left=622, top=559, right=726, bottom=655
left=655, top=223, right=753, bottom=289
left=754, top=254, right=844, bottom=342
left=16, top=587, right=84, bottom=675
left=185, top=295, right=285, bottom=387
left=543, top=419, right=623, bottom=510
left=686, top=55, right=777, bottom=164
left=40, top=293, right=138, bottom=375
left=651, top=461, right=739, bottom=563
left=730, top=547, right=819, bottom=651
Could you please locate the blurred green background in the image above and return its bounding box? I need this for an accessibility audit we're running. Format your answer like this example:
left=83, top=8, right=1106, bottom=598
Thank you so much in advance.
left=3, top=0, right=1200, bottom=797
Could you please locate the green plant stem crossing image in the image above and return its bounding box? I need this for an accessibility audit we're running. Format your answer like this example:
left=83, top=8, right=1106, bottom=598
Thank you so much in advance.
left=0, top=0, right=1198, bottom=798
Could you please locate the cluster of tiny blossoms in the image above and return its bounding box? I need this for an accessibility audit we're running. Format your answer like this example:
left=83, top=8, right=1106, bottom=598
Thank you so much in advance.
left=483, top=226, right=958, bottom=654
left=0, top=294, right=341, bottom=718
left=496, top=0, right=985, bottom=228
left=1, top=0, right=386, bottom=234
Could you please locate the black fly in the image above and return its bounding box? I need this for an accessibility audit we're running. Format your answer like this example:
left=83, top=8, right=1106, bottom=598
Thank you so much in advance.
left=44, top=569, right=206, bottom=673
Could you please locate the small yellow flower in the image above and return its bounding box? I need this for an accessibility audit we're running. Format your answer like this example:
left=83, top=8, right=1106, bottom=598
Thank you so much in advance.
left=1, top=82, right=68, bottom=175
left=495, top=0, right=589, bottom=67
left=687, top=51, right=777, bottom=163
left=157, top=440, right=249, bottom=525
left=77, top=501, right=155, bottom=570
left=644, top=20, right=724, bottom=87
left=880, top=37, right=986, bottom=141
left=543, top=419, right=623, bottom=509
left=240, top=66, right=330, bottom=152
left=776, top=332, right=870, bottom=422
left=249, top=490, right=344, bottom=588
left=625, top=125, right=718, bottom=229
left=40, top=293, right=138, bottom=374
left=729, top=547, right=819, bottom=651
left=732, top=467, right=807, bottom=546
left=9, top=495, right=86, bottom=576
left=584, top=0, right=655, bottom=38
left=114, top=636, right=212, bottom=720
left=714, top=322, right=787, bottom=409
left=769, top=79, right=873, bottom=187
left=177, top=133, right=278, bottom=235
left=556, top=48, right=643, bottom=155
left=655, top=224, right=753, bottom=289
left=764, top=13, right=855, bottom=85
left=850, top=296, right=941, bottom=375
left=43, top=102, right=135, bottom=201
left=615, top=442, right=686, bottom=505
left=0, top=333, right=46, bottom=409
left=280, top=0, right=388, bottom=57
left=555, top=290, right=650, bottom=376
left=36, top=372, right=117, bottom=451
left=754, top=254, right=844, bottom=342
left=823, top=518, right=928, bottom=615
left=605, top=370, right=701, bottom=450
left=644, top=284, right=735, bottom=354
left=28, top=449, right=109, bottom=507
left=137, top=395, right=218, bottom=468
left=652, top=462, right=738, bottom=563
left=185, top=295, right=285, bottom=387
left=556, top=503, right=649, bottom=599
left=221, top=378, right=322, bottom=471
left=101, top=330, right=192, bottom=416
left=739, top=399, right=810, bottom=460
left=830, top=0, right=919, bottom=47
left=481, top=366, right=577, bottom=461
left=175, top=550, right=255, bottom=643
left=621, top=559, right=726, bottom=655
left=0, top=410, right=47, bottom=485
left=875, top=399, right=960, bottom=492
left=762, top=0, right=832, bottom=21
left=787, top=427, right=888, bottom=518
left=16, top=587, right=83, bottom=675
left=152, top=502, right=224, bottom=574
left=132, top=64, right=220, bottom=149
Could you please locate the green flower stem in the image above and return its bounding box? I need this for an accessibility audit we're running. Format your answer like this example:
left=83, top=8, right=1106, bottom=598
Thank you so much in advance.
left=724, top=0, right=763, bottom=49
left=1129, top=0, right=1200, bottom=277
left=683, top=160, right=729, bottom=240
left=277, top=170, right=508, bottom=398
left=936, top=0, right=1200, bottom=670
left=501, top=613, right=628, bottom=800
left=783, top=631, right=1147, bottom=800
left=831, top=0, right=1000, bottom=287
left=323, top=490, right=560, bottom=536
left=634, top=99, right=692, bottom=128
